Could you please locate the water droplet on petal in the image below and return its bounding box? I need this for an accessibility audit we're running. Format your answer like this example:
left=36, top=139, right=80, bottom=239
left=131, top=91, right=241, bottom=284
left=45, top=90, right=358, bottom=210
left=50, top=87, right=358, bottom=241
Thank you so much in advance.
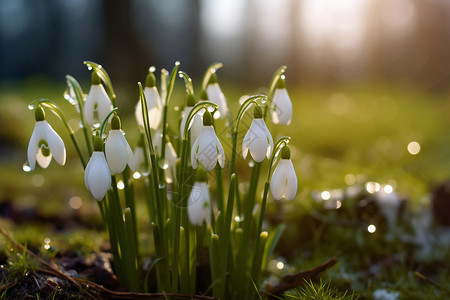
left=64, top=87, right=77, bottom=106
left=23, top=162, right=32, bottom=172
left=248, top=160, right=255, bottom=167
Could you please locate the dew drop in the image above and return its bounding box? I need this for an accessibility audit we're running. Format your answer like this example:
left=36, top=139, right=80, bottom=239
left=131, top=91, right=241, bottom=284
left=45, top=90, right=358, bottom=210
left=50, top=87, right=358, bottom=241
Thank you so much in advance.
left=87, top=66, right=93, bottom=70
left=23, top=162, right=32, bottom=172
left=150, top=66, right=156, bottom=73
left=28, top=104, right=35, bottom=110
left=248, top=160, right=255, bottom=167
left=64, top=87, right=77, bottom=106
left=261, top=98, right=267, bottom=104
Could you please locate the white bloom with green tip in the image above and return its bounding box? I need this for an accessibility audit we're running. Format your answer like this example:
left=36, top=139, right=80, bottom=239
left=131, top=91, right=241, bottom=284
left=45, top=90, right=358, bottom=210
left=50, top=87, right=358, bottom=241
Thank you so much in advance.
left=105, top=115, right=133, bottom=174
left=270, top=77, right=292, bottom=125
left=84, top=72, right=113, bottom=127
left=85, top=136, right=111, bottom=200
left=188, top=166, right=211, bottom=226
left=270, top=146, right=297, bottom=200
left=135, top=71, right=162, bottom=129
left=153, top=129, right=178, bottom=183
left=242, top=105, right=273, bottom=162
left=206, top=73, right=229, bottom=119
left=27, top=107, right=66, bottom=170
left=191, top=110, right=225, bottom=171
left=188, top=182, right=211, bottom=226
left=180, top=93, right=203, bottom=143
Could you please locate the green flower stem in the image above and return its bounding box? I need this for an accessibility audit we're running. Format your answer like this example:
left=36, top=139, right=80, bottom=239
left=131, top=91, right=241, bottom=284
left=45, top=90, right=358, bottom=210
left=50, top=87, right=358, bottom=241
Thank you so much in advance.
left=83, top=61, right=117, bottom=107
left=179, top=226, right=189, bottom=293
left=152, top=222, right=170, bottom=292
left=99, top=108, right=118, bottom=137
left=159, top=63, right=179, bottom=181
left=209, top=233, right=221, bottom=297
left=264, top=65, right=287, bottom=119
left=250, top=137, right=291, bottom=290
left=30, top=99, right=86, bottom=168
left=138, top=82, right=170, bottom=291
left=170, top=101, right=218, bottom=292
left=201, top=62, right=223, bottom=92
left=65, top=75, right=92, bottom=155
left=124, top=207, right=140, bottom=291
left=215, top=173, right=236, bottom=299
left=122, top=167, right=139, bottom=264
left=178, top=71, right=194, bottom=94
left=248, top=231, right=268, bottom=299
left=215, top=163, right=224, bottom=215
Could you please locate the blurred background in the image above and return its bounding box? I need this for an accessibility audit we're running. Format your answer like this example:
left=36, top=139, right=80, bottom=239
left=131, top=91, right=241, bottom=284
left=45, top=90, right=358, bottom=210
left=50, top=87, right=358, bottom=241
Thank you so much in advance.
left=2, top=0, right=450, bottom=88
left=1, top=1, right=450, bottom=297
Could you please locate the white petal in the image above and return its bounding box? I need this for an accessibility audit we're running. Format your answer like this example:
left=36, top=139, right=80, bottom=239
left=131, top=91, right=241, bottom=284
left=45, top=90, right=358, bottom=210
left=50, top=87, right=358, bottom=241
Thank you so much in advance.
left=283, top=159, right=298, bottom=200
left=36, top=149, right=52, bottom=169
left=206, top=83, right=229, bottom=118
left=191, top=135, right=200, bottom=169
left=270, top=160, right=287, bottom=200
left=44, top=122, right=66, bottom=166
left=247, top=119, right=270, bottom=162
left=214, top=133, right=225, bottom=168
left=27, top=124, right=39, bottom=170
left=84, top=85, right=112, bottom=127
left=188, top=182, right=210, bottom=226
left=242, top=128, right=251, bottom=160
left=85, top=152, right=111, bottom=200
left=135, top=101, right=144, bottom=128
left=144, top=87, right=162, bottom=129
left=105, top=130, right=130, bottom=174
left=271, top=88, right=292, bottom=125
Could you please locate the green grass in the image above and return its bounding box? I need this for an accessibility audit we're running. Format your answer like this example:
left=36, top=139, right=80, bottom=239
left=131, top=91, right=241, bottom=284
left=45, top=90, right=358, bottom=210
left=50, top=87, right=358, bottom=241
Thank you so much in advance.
left=1, top=79, right=450, bottom=298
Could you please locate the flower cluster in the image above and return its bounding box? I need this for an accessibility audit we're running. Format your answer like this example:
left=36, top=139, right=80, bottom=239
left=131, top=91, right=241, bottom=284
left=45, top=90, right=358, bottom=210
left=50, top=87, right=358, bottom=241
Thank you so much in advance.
left=26, top=62, right=298, bottom=297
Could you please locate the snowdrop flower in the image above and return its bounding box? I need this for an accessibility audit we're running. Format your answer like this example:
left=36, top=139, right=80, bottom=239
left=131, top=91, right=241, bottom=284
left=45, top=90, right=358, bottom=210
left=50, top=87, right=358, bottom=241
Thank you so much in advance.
left=270, top=76, right=292, bottom=125
left=105, top=115, right=133, bottom=174
left=84, top=72, right=113, bottom=128
left=130, top=137, right=149, bottom=175
left=188, top=166, right=211, bottom=226
left=180, top=93, right=203, bottom=143
left=153, top=130, right=178, bottom=183
left=206, top=73, right=229, bottom=119
left=191, top=110, right=225, bottom=171
left=270, top=146, right=297, bottom=200
left=27, top=106, right=66, bottom=170
left=135, top=71, right=162, bottom=129
left=242, top=104, right=273, bottom=162
left=85, top=136, right=111, bottom=200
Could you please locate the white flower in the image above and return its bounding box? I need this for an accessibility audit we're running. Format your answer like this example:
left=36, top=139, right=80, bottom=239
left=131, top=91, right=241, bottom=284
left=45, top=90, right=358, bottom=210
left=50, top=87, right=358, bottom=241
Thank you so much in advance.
left=135, top=86, right=162, bottom=129
left=206, top=80, right=229, bottom=119
left=270, top=79, right=293, bottom=125
left=180, top=94, right=203, bottom=144
left=191, top=112, right=225, bottom=171
left=27, top=119, right=66, bottom=171
left=104, top=115, right=133, bottom=174
left=242, top=106, right=273, bottom=162
left=85, top=151, right=111, bottom=201
left=270, top=146, right=297, bottom=200
left=105, top=130, right=133, bottom=174
left=153, top=130, right=178, bottom=183
left=188, top=182, right=211, bottom=226
left=131, top=146, right=147, bottom=175
left=84, top=83, right=113, bottom=127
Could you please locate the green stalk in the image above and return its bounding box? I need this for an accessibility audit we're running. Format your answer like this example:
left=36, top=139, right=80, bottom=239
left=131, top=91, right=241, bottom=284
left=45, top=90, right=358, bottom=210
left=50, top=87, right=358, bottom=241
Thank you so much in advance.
left=264, top=65, right=287, bottom=119
left=250, top=137, right=291, bottom=291
left=124, top=207, right=140, bottom=291
left=122, top=167, right=139, bottom=263
left=138, top=83, right=170, bottom=291
left=201, top=62, right=223, bottom=92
